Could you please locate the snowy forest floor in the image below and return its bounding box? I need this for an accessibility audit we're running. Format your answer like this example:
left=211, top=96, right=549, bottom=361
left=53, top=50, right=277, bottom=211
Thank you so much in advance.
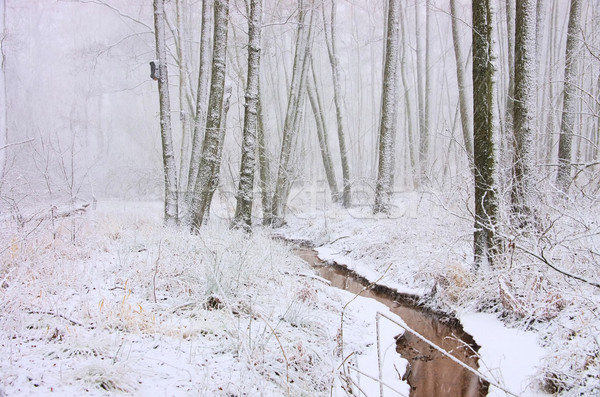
left=0, top=200, right=408, bottom=396
left=276, top=188, right=600, bottom=396
left=1, top=188, right=599, bottom=396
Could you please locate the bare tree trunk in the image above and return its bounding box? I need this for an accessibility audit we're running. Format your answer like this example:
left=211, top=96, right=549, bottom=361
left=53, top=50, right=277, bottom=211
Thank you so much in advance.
left=449, top=0, right=473, bottom=166
left=0, top=0, right=6, bottom=187
left=511, top=0, right=537, bottom=225
left=322, top=0, right=351, bottom=207
left=595, top=73, right=600, bottom=161
left=373, top=0, right=400, bottom=214
left=556, top=0, right=582, bottom=191
left=307, top=57, right=339, bottom=201
left=268, top=2, right=312, bottom=226
left=399, top=4, right=418, bottom=188
left=153, top=0, right=179, bottom=226
left=473, top=0, right=500, bottom=267
left=182, top=0, right=212, bottom=224
left=420, top=0, right=432, bottom=184
left=415, top=0, right=426, bottom=184
left=175, top=0, right=192, bottom=199
left=233, top=0, right=263, bottom=231
left=204, top=86, right=231, bottom=215
left=256, top=88, right=271, bottom=224
left=191, top=0, right=229, bottom=230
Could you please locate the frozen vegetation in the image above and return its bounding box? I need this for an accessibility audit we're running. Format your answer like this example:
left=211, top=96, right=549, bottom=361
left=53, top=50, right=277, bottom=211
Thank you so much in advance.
left=0, top=201, right=408, bottom=396
left=1, top=185, right=599, bottom=396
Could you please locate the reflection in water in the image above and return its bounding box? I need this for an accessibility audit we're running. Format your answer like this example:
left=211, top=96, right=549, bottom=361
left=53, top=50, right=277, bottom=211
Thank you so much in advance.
left=296, top=248, right=488, bottom=397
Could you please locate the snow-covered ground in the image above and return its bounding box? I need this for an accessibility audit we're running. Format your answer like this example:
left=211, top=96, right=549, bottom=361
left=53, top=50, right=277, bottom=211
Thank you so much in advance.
left=0, top=200, right=409, bottom=396
left=277, top=189, right=600, bottom=396
left=1, top=190, right=599, bottom=396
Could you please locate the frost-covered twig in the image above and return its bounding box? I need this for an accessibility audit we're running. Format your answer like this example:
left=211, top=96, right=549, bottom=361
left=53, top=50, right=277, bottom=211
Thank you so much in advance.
left=345, top=365, right=408, bottom=396
left=516, top=244, right=600, bottom=289
left=152, top=242, right=162, bottom=303
left=258, top=313, right=290, bottom=397
left=0, top=138, right=34, bottom=151
left=26, top=309, right=87, bottom=328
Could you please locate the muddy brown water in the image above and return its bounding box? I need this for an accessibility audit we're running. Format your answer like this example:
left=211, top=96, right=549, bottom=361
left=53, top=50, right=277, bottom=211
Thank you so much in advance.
left=295, top=247, right=489, bottom=397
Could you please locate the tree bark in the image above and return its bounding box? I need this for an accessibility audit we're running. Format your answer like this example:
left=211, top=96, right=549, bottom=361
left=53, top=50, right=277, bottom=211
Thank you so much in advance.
left=256, top=89, right=272, bottom=225
left=322, top=0, right=351, bottom=207
left=449, top=0, right=473, bottom=167
left=175, top=0, right=192, bottom=200
left=414, top=0, right=426, bottom=185
left=153, top=0, right=179, bottom=226
left=0, top=0, right=6, bottom=187
left=268, top=2, right=312, bottom=226
left=556, top=0, right=582, bottom=191
left=307, top=56, right=339, bottom=201
left=373, top=0, right=400, bottom=214
left=399, top=4, right=418, bottom=188
left=420, top=0, right=432, bottom=184
left=191, top=0, right=229, bottom=230
left=183, top=0, right=212, bottom=224
left=473, top=0, right=500, bottom=267
left=511, top=0, right=537, bottom=224
left=233, top=0, right=263, bottom=231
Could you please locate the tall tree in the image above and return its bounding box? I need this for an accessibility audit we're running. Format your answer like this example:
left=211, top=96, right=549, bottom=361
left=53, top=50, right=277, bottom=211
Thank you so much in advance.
left=511, top=0, right=537, bottom=224
left=268, top=2, right=312, bottom=226
left=556, top=0, right=582, bottom=191
left=503, top=0, right=516, bottom=173
left=415, top=0, right=426, bottom=184
left=175, top=0, right=192, bottom=197
left=307, top=57, right=339, bottom=201
left=421, top=0, right=432, bottom=183
left=191, top=0, right=229, bottom=230
left=449, top=0, right=473, bottom=165
left=472, top=0, right=500, bottom=266
left=256, top=84, right=272, bottom=224
left=153, top=0, right=179, bottom=226
left=399, top=4, right=418, bottom=187
left=232, top=0, right=263, bottom=230
left=322, top=0, right=351, bottom=207
left=182, top=0, right=212, bottom=224
left=373, top=0, right=400, bottom=214
left=0, top=0, right=6, bottom=186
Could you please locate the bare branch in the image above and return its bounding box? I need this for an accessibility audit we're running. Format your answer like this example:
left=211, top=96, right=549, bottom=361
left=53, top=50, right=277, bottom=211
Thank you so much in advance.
left=0, top=138, right=34, bottom=151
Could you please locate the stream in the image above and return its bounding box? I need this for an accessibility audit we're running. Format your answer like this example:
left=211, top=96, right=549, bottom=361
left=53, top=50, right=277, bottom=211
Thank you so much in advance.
left=295, top=247, right=489, bottom=397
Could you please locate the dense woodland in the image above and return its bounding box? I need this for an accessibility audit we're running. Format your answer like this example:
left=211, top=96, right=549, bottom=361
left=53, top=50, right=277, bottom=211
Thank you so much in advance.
left=1, top=0, right=600, bottom=395
left=1, top=0, right=599, bottom=239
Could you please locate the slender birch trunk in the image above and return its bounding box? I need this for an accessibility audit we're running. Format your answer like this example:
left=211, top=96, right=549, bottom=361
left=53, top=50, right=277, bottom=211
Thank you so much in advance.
left=322, top=0, right=351, bottom=207
left=153, top=0, right=179, bottom=226
left=256, top=89, right=272, bottom=224
left=373, top=0, right=400, bottom=214
left=556, top=0, right=582, bottom=191
left=233, top=0, right=263, bottom=230
left=183, top=0, right=212, bottom=224
left=307, top=56, right=339, bottom=201
left=450, top=0, right=473, bottom=166
left=191, top=0, right=229, bottom=230
left=420, top=0, right=432, bottom=184
left=0, top=0, right=6, bottom=186
left=268, top=2, right=312, bottom=226
left=176, top=0, right=191, bottom=197
left=399, top=4, right=418, bottom=188
left=204, top=86, right=231, bottom=215
left=415, top=0, right=425, bottom=184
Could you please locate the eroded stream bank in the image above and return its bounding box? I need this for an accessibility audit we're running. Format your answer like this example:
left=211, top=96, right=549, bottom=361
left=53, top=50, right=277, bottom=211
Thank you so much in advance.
left=295, top=247, right=489, bottom=397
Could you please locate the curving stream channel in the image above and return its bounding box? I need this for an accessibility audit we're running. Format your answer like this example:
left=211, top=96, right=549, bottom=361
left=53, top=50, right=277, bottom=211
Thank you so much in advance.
left=295, top=247, right=489, bottom=397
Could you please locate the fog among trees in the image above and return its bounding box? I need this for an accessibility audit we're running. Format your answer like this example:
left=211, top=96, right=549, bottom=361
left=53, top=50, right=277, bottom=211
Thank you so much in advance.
left=1, top=0, right=600, bottom=395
